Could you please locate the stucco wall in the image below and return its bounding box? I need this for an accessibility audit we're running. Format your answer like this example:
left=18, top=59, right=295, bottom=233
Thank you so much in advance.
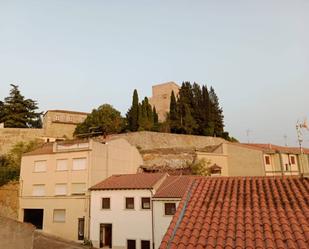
left=153, top=199, right=180, bottom=249
left=0, top=181, right=19, bottom=219
left=226, top=144, right=265, bottom=176
left=196, top=152, right=229, bottom=176
left=90, top=190, right=153, bottom=249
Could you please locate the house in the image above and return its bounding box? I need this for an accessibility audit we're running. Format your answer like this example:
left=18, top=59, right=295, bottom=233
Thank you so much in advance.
left=18, top=138, right=143, bottom=241
left=42, top=110, right=89, bottom=139
left=160, top=176, right=309, bottom=249
left=196, top=142, right=309, bottom=177
left=89, top=173, right=193, bottom=249
left=243, top=143, right=309, bottom=177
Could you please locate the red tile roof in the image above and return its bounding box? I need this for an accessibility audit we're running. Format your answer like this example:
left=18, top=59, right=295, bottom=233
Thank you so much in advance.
left=44, top=110, right=89, bottom=116
left=90, top=173, right=167, bottom=190
left=23, top=143, right=54, bottom=156
left=154, top=175, right=195, bottom=198
left=160, top=177, right=309, bottom=249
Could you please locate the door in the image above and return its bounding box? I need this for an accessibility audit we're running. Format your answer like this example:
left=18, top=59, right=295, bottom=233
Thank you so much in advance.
left=100, top=224, right=112, bottom=248
left=78, top=218, right=85, bottom=240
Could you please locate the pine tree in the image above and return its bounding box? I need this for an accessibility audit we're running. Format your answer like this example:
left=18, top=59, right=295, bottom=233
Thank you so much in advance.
left=126, top=89, right=139, bottom=131
left=1, top=84, right=42, bottom=128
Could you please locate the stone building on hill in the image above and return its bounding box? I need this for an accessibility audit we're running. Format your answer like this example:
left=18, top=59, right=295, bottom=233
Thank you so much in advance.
left=42, top=110, right=89, bottom=139
left=149, top=82, right=180, bottom=122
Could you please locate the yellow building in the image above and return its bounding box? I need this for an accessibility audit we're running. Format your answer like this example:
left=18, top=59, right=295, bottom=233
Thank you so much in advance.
left=196, top=142, right=309, bottom=177
left=19, top=138, right=143, bottom=241
left=42, top=110, right=89, bottom=139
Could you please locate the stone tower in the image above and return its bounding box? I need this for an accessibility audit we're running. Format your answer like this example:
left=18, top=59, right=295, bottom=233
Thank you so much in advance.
left=149, top=82, right=180, bottom=122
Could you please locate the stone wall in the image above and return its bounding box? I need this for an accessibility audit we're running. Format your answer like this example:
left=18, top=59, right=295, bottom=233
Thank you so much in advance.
left=0, top=216, right=35, bottom=249
left=0, top=181, right=19, bottom=219
left=0, top=216, right=92, bottom=249
left=0, top=128, right=44, bottom=155
left=141, top=148, right=196, bottom=168
left=111, top=131, right=225, bottom=150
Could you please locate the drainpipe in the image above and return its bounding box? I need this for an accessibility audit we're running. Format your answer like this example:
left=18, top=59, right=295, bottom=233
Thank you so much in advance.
left=150, top=189, right=155, bottom=249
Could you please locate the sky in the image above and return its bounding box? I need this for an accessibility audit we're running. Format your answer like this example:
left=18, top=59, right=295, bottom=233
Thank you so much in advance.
left=0, top=0, right=308, bottom=147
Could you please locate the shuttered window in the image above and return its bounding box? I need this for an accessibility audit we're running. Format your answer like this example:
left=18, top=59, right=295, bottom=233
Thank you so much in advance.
left=53, top=209, right=66, bottom=223
left=71, top=183, right=86, bottom=195
left=55, top=184, right=67, bottom=196
left=34, top=161, right=47, bottom=172
left=72, top=158, right=86, bottom=170
left=32, top=184, right=45, bottom=196
left=56, top=159, right=68, bottom=171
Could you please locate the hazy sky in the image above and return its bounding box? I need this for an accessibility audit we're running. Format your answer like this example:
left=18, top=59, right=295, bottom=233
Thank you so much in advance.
left=0, top=0, right=308, bottom=147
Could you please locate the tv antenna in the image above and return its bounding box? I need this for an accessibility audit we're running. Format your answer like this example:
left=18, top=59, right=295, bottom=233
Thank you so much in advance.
left=296, top=118, right=309, bottom=177
left=296, top=118, right=309, bottom=152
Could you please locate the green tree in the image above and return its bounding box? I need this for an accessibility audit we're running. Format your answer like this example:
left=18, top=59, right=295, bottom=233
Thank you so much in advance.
left=209, top=87, right=224, bottom=137
left=126, top=89, right=139, bottom=131
left=1, top=84, right=42, bottom=128
left=74, top=104, right=125, bottom=137
left=169, top=91, right=178, bottom=133
left=153, top=106, right=159, bottom=131
left=189, top=158, right=211, bottom=176
left=0, top=139, right=43, bottom=186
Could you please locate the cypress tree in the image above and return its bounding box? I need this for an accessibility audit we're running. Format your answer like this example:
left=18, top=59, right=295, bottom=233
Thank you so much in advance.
left=152, top=106, right=159, bottom=131
left=126, top=89, right=139, bottom=131
left=169, top=91, right=178, bottom=133
left=209, top=87, right=224, bottom=137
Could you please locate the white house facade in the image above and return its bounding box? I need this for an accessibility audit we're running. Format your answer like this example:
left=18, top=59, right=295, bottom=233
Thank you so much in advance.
left=89, top=173, right=192, bottom=249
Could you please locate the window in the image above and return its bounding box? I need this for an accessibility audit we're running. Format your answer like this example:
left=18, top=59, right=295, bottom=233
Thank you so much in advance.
left=71, top=183, right=86, bottom=195
left=56, top=159, right=68, bottom=171
left=141, top=240, right=150, bottom=249
left=53, top=209, right=66, bottom=223
left=102, top=198, right=110, bottom=209
left=125, top=197, right=134, bottom=209
left=165, top=203, right=176, bottom=215
left=34, top=161, right=47, bottom=172
left=264, top=155, right=270, bottom=165
left=290, top=156, right=296, bottom=165
left=127, top=240, right=136, bottom=249
left=72, top=158, right=86, bottom=170
left=141, top=198, right=151, bottom=209
left=55, top=184, right=67, bottom=196
left=32, top=184, right=45, bottom=196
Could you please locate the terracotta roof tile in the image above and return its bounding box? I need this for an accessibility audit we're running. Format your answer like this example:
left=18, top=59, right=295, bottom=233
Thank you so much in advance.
left=90, top=173, right=167, bottom=190
left=159, top=177, right=309, bottom=249
left=153, top=175, right=195, bottom=198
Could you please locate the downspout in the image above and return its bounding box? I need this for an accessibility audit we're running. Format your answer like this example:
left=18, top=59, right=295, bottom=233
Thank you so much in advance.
left=150, top=189, right=155, bottom=249
left=166, top=181, right=195, bottom=249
